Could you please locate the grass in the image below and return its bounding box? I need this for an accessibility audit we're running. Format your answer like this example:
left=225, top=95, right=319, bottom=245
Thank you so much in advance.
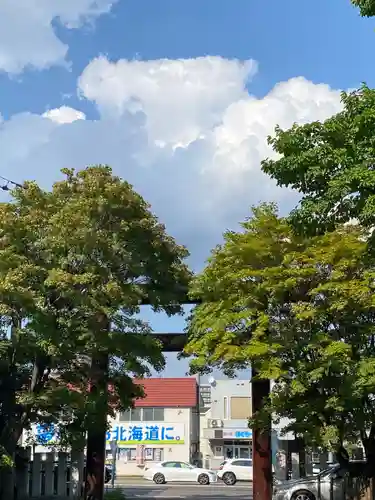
left=104, top=489, right=128, bottom=500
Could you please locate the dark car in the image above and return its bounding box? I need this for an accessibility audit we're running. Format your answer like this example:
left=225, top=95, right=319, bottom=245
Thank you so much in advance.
left=273, top=461, right=367, bottom=500
left=104, top=464, right=114, bottom=483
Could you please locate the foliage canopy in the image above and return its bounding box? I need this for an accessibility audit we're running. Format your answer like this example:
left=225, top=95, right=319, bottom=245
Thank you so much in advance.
left=0, top=166, right=191, bottom=477
left=351, top=0, right=375, bottom=16
left=184, top=204, right=375, bottom=459
left=262, top=85, right=375, bottom=240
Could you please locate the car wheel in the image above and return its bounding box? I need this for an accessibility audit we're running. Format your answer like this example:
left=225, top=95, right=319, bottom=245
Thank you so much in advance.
left=153, top=473, right=166, bottom=484
left=198, top=473, right=210, bottom=485
left=291, top=490, right=315, bottom=500
left=222, top=472, right=236, bottom=485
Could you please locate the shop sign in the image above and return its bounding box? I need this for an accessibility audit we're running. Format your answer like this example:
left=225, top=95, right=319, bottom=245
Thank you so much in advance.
left=235, top=430, right=252, bottom=439
left=223, top=429, right=252, bottom=439
left=223, top=430, right=235, bottom=438
left=106, top=422, right=185, bottom=445
left=30, top=422, right=185, bottom=446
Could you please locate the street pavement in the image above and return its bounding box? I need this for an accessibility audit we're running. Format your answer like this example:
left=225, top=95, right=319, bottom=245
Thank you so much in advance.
left=110, top=479, right=252, bottom=499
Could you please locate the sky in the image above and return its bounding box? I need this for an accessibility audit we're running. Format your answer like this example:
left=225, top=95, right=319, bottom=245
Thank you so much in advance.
left=0, top=0, right=374, bottom=379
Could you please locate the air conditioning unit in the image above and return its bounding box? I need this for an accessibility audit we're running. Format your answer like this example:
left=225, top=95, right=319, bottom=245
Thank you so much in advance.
left=209, top=419, right=224, bottom=428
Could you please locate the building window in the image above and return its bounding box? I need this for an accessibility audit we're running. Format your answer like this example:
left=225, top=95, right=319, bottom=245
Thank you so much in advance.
left=145, top=448, right=164, bottom=461
left=153, top=408, right=164, bottom=421
left=223, top=397, right=228, bottom=419
left=119, top=410, right=131, bottom=421
left=119, top=407, right=164, bottom=422
left=200, top=385, right=212, bottom=406
left=214, top=446, right=223, bottom=457
left=119, top=408, right=141, bottom=422
left=132, top=408, right=142, bottom=421
left=143, top=408, right=153, bottom=421
left=142, top=408, right=165, bottom=421
left=116, top=447, right=164, bottom=461
left=230, top=397, right=252, bottom=419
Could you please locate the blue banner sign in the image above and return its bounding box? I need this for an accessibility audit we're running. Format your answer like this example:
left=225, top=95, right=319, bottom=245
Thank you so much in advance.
left=106, top=423, right=185, bottom=445
left=235, top=430, right=252, bottom=439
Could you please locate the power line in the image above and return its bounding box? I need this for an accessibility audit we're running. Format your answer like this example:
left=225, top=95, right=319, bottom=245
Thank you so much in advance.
left=0, top=175, right=24, bottom=191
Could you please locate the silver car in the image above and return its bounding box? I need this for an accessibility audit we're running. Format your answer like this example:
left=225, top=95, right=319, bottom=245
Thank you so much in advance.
left=273, top=462, right=366, bottom=500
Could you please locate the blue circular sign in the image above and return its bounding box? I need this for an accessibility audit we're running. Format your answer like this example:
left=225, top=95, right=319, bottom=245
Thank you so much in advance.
left=36, top=423, right=55, bottom=444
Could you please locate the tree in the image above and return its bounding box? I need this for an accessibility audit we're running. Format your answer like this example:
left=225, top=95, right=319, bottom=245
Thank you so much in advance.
left=184, top=204, right=375, bottom=472
left=261, top=85, right=375, bottom=240
left=351, top=0, right=375, bottom=16
left=0, top=166, right=191, bottom=498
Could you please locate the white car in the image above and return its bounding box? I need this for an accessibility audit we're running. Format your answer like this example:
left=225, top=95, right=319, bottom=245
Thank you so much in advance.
left=217, top=458, right=253, bottom=485
left=143, top=461, right=217, bottom=485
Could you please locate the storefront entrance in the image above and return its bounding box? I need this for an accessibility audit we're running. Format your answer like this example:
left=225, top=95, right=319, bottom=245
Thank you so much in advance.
left=224, top=440, right=252, bottom=459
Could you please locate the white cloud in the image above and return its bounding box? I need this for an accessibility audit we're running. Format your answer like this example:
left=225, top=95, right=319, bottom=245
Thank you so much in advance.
left=209, top=78, right=342, bottom=183
left=0, top=0, right=116, bottom=74
left=0, top=56, right=343, bottom=265
left=78, top=55, right=258, bottom=148
left=43, top=106, right=86, bottom=124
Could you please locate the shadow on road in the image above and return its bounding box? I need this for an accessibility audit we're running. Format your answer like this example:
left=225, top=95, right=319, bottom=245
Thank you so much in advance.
left=116, top=484, right=252, bottom=499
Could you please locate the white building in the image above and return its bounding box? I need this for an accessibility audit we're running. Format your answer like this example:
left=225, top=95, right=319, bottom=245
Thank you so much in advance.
left=199, top=378, right=301, bottom=474
left=23, top=377, right=200, bottom=477
left=199, top=378, right=252, bottom=469
left=106, top=377, right=200, bottom=476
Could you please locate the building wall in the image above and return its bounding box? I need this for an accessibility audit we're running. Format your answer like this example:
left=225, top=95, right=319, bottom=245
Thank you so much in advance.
left=199, top=408, right=212, bottom=468
left=199, top=379, right=252, bottom=469
left=24, top=407, right=199, bottom=477
left=108, top=407, right=199, bottom=476
left=210, top=379, right=251, bottom=427
left=199, top=383, right=212, bottom=411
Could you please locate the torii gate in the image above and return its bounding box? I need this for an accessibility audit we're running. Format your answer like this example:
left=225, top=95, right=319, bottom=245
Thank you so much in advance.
left=84, top=307, right=272, bottom=500
left=7, top=175, right=273, bottom=498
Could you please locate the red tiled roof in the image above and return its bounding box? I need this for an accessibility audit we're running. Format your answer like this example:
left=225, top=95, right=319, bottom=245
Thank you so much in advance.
left=133, top=377, right=198, bottom=408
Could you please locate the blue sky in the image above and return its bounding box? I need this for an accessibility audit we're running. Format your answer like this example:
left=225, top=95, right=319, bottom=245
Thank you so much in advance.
left=0, top=0, right=373, bottom=378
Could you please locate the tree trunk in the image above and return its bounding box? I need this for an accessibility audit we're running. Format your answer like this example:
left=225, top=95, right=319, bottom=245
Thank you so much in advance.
left=0, top=457, right=15, bottom=500
left=0, top=424, right=25, bottom=500
left=0, top=351, right=50, bottom=500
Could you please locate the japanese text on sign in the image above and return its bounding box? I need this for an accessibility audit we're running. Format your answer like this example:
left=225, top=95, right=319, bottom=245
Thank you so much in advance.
left=106, top=423, right=184, bottom=444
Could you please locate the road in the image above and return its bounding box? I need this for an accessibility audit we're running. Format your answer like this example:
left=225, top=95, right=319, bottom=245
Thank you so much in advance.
left=110, top=479, right=252, bottom=499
